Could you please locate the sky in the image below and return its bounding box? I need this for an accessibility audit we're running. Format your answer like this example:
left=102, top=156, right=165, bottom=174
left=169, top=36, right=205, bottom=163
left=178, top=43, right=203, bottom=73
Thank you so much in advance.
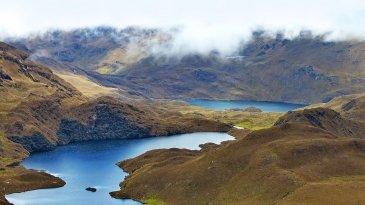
left=1, top=0, right=365, bottom=53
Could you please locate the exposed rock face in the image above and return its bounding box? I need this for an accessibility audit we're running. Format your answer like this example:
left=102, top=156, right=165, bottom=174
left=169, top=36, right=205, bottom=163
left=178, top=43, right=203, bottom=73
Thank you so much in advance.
left=57, top=105, right=149, bottom=144
left=7, top=133, right=56, bottom=153
left=193, top=69, right=217, bottom=82
left=0, top=70, right=12, bottom=81
left=293, top=65, right=337, bottom=84
left=4, top=94, right=231, bottom=154
left=341, top=99, right=358, bottom=111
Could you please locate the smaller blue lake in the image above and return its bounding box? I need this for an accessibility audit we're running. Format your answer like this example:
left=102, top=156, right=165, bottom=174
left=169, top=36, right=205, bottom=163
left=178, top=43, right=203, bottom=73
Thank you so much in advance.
left=186, top=99, right=305, bottom=112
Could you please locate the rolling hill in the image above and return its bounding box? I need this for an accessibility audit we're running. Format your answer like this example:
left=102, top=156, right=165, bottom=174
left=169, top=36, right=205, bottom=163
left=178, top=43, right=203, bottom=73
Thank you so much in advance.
left=111, top=98, right=365, bottom=205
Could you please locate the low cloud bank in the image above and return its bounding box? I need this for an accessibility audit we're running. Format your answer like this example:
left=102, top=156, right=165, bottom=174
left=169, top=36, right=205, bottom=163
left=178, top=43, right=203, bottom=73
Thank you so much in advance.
left=1, top=0, right=365, bottom=55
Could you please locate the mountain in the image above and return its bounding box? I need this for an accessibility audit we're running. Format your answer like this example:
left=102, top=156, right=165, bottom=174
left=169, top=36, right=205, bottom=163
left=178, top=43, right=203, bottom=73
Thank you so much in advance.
left=110, top=97, right=365, bottom=205
left=8, top=27, right=162, bottom=74
left=7, top=27, right=365, bottom=104
left=0, top=41, right=84, bottom=204
left=0, top=41, right=230, bottom=204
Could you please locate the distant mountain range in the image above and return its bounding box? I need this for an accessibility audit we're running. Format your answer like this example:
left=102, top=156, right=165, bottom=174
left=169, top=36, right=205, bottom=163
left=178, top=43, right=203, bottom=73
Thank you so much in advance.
left=6, top=26, right=365, bottom=103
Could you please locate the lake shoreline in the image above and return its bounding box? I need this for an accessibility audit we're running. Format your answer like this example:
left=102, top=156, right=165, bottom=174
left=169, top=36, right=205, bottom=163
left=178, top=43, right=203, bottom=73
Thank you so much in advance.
left=108, top=107, right=365, bottom=204
left=0, top=167, right=66, bottom=205
left=2, top=100, right=232, bottom=204
left=2, top=100, right=304, bottom=205
left=186, top=99, right=305, bottom=112
left=4, top=132, right=234, bottom=205
left=109, top=129, right=247, bottom=203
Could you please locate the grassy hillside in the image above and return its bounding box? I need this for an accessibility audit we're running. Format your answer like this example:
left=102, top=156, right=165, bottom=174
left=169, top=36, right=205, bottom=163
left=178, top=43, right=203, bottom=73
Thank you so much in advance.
left=0, top=42, right=81, bottom=204
left=306, top=93, right=365, bottom=122
left=0, top=42, right=232, bottom=204
left=159, top=101, right=283, bottom=130
left=111, top=99, right=365, bottom=205
left=54, top=71, right=119, bottom=98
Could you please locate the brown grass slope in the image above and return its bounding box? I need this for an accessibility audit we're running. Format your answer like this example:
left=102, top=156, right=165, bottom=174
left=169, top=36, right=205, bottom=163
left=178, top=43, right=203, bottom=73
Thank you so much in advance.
left=111, top=107, right=365, bottom=205
left=0, top=42, right=79, bottom=204
left=308, top=93, right=365, bottom=122
left=0, top=41, right=87, bottom=153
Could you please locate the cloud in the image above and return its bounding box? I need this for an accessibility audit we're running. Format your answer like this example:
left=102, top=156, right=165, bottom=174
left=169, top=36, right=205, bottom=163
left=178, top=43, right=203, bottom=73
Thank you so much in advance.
left=1, top=0, right=365, bottom=53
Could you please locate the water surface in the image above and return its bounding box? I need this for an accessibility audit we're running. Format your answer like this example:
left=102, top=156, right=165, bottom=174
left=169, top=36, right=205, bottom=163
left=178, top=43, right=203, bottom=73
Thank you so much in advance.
left=186, top=99, right=305, bottom=112
left=6, top=132, right=233, bottom=205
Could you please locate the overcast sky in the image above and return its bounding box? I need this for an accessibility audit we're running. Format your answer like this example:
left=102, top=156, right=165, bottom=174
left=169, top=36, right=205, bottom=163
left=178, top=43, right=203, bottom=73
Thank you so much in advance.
left=1, top=0, right=365, bottom=53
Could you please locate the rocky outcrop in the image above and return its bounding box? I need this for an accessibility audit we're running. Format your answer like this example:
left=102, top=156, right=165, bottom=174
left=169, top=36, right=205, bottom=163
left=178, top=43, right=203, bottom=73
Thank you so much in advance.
left=293, top=65, right=337, bottom=84
left=193, top=69, right=217, bottom=82
left=7, top=133, right=56, bottom=153
left=57, top=105, right=149, bottom=144
left=0, top=70, right=12, bottom=81
left=5, top=95, right=231, bottom=154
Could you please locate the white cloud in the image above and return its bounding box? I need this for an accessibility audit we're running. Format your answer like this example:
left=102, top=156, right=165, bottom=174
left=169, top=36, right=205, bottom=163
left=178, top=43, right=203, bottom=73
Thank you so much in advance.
left=1, top=0, right=365, bottom=53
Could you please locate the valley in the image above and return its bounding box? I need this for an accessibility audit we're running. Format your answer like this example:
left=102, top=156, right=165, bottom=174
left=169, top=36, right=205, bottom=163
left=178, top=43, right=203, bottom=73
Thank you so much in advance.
left=1, top=26, right=365, bottom=205
left=2, top=0, right=365, bottom=204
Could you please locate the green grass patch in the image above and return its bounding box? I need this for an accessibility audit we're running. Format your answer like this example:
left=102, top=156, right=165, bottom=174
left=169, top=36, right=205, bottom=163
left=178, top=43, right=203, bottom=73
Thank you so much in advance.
left=143, top=197, right=166, bottom=205
left=234, top=114, right=282, bottom=130
left=0, top=112, right=7, bottom=119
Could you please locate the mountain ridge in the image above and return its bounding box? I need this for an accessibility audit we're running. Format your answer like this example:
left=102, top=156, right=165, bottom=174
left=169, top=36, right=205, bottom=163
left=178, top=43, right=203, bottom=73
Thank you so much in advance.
left=7, top=27, right=365, bottom=104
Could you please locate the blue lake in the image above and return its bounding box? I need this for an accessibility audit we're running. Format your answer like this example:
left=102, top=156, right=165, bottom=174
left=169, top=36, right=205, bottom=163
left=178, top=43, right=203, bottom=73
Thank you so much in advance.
left=186, top=99, right=305, bottom=112
left=6, top=132, right=233, bottom=205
